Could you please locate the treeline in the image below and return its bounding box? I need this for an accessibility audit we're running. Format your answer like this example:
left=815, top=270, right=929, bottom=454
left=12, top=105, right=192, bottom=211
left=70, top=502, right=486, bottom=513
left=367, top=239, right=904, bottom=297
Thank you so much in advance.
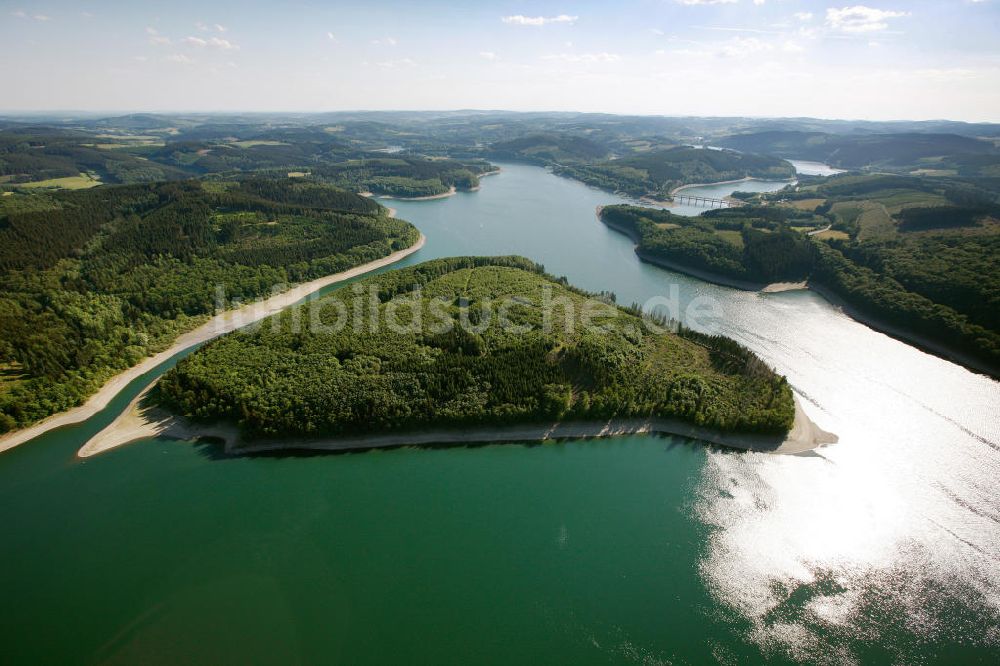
left=158, top=258, right=795, bottom=441
left=0, top=178, right=418, bottom=432
left=811, top=242, right=1000, bottom=370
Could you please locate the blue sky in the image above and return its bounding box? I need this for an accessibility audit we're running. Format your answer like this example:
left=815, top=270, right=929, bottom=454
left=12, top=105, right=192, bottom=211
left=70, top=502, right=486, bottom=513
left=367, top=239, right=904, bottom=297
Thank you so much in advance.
left=2, top=0, right=999, bottom=121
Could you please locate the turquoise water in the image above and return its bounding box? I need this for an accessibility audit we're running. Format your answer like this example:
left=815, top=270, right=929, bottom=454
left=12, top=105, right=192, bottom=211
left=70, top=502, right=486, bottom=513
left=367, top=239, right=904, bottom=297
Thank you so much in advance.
left=1, top=164, right=998, bottom=664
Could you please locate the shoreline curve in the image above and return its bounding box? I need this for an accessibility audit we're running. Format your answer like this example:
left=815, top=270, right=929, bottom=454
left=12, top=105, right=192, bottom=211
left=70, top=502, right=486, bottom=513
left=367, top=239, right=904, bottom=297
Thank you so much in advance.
left=79, top=388, right=835, bottom=458
left=597, top=206, right=997, bottom=378
left=0, top=231, right=426, bottom=455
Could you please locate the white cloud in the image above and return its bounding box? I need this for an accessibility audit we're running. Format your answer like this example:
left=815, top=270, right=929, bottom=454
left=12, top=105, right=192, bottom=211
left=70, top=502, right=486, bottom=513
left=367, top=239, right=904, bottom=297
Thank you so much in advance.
left=502, top=14, right=578, bottom=26
left=327, top=32, right=337, bottom=42
left=183, top=35, right=238, bottom=49
left=196, top=21, right=227, bottom=33
left=479, top=51, right=498, bottom=60
left=371, top=36, right=398, bottom=46
left=826, top=6, right=909, bottom=33
left=12, top=11, right=51, bottom=20
left=165, top=54, right=195, bottom=64
left=208, top=37, right=237, bottom=50
left=149, top=35, right=171, bottom=46
left=794, top=12, right=813, bottom=21
left=676, top=0, right=738, bottom=5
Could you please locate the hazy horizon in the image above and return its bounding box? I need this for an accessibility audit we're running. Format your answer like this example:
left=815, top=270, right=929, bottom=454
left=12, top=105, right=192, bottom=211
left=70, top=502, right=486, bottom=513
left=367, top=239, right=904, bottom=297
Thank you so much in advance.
left=1, top=108, right=998, bottom=126
left=3, top=0, right=999, bottom=122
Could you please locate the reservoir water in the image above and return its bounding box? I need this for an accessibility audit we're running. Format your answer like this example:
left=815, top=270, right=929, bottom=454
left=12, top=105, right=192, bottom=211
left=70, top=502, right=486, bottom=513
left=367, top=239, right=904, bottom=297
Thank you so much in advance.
left=1, top=164, right=998, bottom=664
left=788, top=160, right=848, bottom=177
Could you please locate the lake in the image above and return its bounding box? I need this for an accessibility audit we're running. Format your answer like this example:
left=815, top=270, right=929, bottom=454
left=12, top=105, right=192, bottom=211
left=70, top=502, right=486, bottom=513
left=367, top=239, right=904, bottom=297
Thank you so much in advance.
left=788, top=159, right=848, bottom=177
left=1, top=163, right=997, bottom=664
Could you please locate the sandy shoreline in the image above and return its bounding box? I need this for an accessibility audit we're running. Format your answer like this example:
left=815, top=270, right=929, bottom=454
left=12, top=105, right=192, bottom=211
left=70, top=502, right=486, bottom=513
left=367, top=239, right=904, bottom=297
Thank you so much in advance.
left=79, top=387, right=835, bottom=458
left=468, top=168, right=501, bottom=191
left=377, top=186, right=457, bottom=201
left=807, top=282, right=998, bottom=379
left=0, top=232, right=426, bottom=455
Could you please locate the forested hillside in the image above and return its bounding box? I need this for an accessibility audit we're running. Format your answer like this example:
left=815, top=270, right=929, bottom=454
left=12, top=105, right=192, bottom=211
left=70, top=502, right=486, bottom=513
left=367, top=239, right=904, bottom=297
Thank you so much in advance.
left=0, top=179, right=418, bottom=432
left=488, top=133, right=610, bottom=165
left=600, top=205, right=816, bottom=284
left=0, top=127, right=496, bottom=197
left=717, top=131, right=1000, bottom=180
left=158, top=257, right=795, bottom=440
left=601, top=172, right=1000, bottom=375
left=556, top=147, right=795, bottom=199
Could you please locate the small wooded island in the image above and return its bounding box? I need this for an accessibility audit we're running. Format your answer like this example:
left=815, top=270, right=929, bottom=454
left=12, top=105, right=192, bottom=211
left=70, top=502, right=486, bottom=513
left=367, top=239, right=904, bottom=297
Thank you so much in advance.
left=80, top=256, right=838, bottom=456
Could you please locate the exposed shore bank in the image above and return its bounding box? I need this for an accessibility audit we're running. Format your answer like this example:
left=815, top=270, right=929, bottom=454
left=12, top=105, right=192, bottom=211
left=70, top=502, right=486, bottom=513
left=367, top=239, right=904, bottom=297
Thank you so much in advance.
left=377, top=186, right=457, bottom=201
left=468, top=168, right=501, bottom=191
left=0, top=232, right=426, bottom=455
left=807, top=282, right=998, bottom=379
left=79, top=386, right=835, bottom=458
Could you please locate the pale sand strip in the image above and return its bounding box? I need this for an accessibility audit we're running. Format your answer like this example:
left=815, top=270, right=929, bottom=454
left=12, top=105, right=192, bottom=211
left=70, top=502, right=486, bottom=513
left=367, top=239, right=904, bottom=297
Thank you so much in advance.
left=0, top=233, right=425, bottom=454
left=79, top=389, right=835, bottom=459
left=377, top=186, right=457, bottom=201
left=761, top=281, right=808, bottom=293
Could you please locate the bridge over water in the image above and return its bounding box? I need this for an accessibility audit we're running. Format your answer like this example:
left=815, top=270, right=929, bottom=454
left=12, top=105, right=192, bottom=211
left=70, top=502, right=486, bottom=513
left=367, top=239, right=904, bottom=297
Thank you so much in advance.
left=673, top=193, right=744, bottom=209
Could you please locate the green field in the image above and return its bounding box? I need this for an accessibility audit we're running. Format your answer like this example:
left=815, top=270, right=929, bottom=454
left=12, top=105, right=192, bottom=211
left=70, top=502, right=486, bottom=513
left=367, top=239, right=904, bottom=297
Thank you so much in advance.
left=17, top=173, right=102, bottom=190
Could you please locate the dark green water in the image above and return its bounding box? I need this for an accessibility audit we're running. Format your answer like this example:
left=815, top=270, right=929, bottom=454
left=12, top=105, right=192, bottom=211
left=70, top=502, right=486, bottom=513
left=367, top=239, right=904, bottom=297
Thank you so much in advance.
left=2, top=164, right=998, bottom=664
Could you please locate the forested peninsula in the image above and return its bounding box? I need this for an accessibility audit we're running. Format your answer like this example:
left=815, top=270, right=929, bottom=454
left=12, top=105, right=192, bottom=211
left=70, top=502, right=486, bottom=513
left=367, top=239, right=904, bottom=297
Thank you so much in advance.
left=153, top=257, right=799, bottom=449
left=599, top=172, right=1000, bottom=376
left=0, top=178, right=418, bottom=432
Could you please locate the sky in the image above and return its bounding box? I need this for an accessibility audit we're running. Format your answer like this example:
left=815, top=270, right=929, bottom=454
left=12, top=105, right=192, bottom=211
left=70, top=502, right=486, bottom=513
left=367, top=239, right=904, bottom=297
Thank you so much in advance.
left=2, top=0, right=999, bottom=122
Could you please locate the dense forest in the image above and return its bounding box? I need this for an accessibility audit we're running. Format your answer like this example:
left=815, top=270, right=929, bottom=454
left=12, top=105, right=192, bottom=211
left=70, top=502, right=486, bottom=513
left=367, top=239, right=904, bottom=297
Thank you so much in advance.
left=600, top=204, right=816, bottom=284
left=555, top=147, right=795, bottom=199
left=158, top=257, right=795, bottom=440
left=487, top=133, right=611, bottom=165
left=311, top=156, right=495, bottom=197
left=0, top=178, right=418, bottom=432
